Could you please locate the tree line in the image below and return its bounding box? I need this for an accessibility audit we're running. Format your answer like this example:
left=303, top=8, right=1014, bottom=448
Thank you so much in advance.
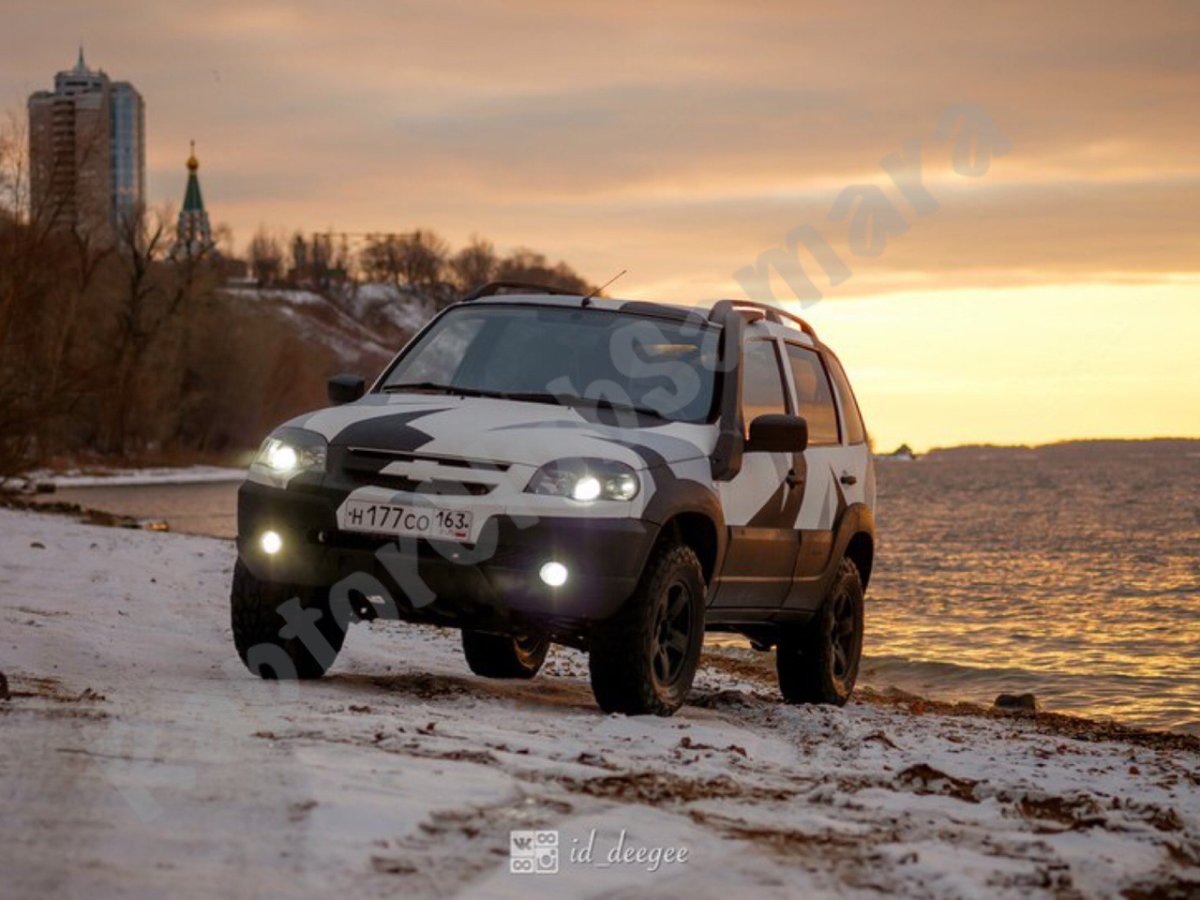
left=245, top=227, right=590, bottom=307
left=0, top=115, right=593, bottom=477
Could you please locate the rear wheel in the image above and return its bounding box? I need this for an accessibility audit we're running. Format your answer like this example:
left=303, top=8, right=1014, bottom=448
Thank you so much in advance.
left=462, top=629, right=549, bottom=679
left=230, top=559, right=346, bottom=679
left=777, top=556, right=864, bottom=705
left=588, top=543, right=705, bottom=716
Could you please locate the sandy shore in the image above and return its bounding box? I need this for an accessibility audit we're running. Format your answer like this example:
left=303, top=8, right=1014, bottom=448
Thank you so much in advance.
left=2, top=507, right=1198, bottom=898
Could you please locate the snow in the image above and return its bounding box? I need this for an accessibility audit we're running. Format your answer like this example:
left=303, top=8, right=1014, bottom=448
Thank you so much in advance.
left=222, top=285, right=401, bottom=361
left=223, top=287, right=329, bottom=307
left=13, top=464, right=247, bottom=489
left=2, top=507, right=1198, bottom=898
left=340, top=282, right=437, bottom=336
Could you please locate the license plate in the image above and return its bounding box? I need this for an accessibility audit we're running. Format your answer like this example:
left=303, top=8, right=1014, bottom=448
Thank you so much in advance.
left=337, top=499, right=473, bottom=541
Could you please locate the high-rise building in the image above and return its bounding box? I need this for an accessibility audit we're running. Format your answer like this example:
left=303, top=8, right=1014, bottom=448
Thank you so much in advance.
left=110, top=81, right=145, bottom=225
left=172, top=142, right=215, bottom=259
left=27, top=49, right=144, bottom=241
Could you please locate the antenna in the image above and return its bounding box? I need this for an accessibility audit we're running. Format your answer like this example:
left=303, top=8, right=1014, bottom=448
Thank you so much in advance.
left=580, top=269, right=627, bottom=306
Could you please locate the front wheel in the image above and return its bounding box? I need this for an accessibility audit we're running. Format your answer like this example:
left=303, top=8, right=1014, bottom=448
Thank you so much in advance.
left=588, top=543, right=705, bottom=716
left=230, top=560, right=346, bottom=679
left=776, top=556, right=864, bottom=705
left=461, top=629, right=549, bottom=679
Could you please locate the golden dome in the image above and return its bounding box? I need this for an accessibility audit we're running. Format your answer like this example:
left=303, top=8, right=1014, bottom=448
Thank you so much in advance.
left=187, top=140, right=199, bottom=172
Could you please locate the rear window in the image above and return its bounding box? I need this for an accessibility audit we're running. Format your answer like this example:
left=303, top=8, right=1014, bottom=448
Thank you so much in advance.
left=823, top=352, right=867, bottom=445
left=784, top=343, right=840, bottom=446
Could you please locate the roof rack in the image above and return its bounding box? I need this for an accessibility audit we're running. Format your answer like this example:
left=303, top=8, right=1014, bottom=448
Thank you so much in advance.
left=707, top=299, right=818, bottom=341
left=462, top=281, right=581, bottom=302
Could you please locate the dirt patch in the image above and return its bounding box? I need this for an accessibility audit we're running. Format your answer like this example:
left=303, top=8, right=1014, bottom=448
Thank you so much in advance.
left=3, top=674, right=106, bottom=704
left=331, top=671, right=477, bottom=701
left=688, top=687, right=774, bottom=710
left=896, top=763, right=979, bottom=803
left=690, top=807, right=865, bottom=854
left=551, top=770, right=796, bottom=805
left=327, top=670, right=598, bottom=713
left=1017, top=794, right=1107, bottom=832
left=0, top=495, right=144, bottom=529
left=1122, top=876, right=1200, bottom=899
left=700, top=650, right=777, bottom=686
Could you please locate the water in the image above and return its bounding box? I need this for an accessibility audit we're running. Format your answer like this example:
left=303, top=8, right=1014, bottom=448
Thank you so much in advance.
left=35, top=441, right=1200, bottom=733
left=37, top=482, right=239, bottom=538
left=866, top=442, right=1200, bottom=734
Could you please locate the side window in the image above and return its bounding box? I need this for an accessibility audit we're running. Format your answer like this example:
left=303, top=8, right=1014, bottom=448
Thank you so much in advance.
left=824, top=353, right=867, bottom=445
left=741, top=340, right=787, bottom=434
left=784, top=344, right=840, bottom=445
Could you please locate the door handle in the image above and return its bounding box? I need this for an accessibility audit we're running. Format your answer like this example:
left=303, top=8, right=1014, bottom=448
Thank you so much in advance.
left=839, top=473, right=858, bottom=486
left=786, top=469, right=801, bottom=486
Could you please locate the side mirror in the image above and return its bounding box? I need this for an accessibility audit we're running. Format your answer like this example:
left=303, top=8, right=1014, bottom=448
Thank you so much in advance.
left=327, top=373, right=365, bottom=405
left=747, top=414, right=808, bottom=453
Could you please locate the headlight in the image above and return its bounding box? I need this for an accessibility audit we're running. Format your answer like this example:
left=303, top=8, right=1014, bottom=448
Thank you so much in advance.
left=525, top=458, right=640, bottom=502
left=252, top=429, right=327, bottom=484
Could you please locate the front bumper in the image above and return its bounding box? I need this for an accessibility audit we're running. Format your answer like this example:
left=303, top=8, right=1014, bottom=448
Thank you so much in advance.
left=237, top=480, right=656, bottom=629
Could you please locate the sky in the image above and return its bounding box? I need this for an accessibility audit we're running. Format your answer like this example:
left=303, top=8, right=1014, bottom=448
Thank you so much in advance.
left=2, top=0, right=1198, bottom=450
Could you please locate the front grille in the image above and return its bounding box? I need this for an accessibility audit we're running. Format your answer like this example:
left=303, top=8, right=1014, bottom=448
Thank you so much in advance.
left=346, top=447, right=510, bottom=472
left=355, top=473, right=495, bottom=496
left=339, top=446, right=505, bottom=496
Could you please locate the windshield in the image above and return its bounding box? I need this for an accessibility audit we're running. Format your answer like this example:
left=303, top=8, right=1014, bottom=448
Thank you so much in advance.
left=380, top=305, right=720, bottom=424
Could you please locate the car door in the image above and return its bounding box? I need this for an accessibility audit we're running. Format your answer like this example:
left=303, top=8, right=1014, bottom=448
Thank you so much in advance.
left=713, top=338, right=803, bottom=608
left=780, top=342, right=851, bottom=608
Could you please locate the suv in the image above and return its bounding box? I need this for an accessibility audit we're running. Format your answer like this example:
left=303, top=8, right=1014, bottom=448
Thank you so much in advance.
left=231, top=283, right=876, bottom=716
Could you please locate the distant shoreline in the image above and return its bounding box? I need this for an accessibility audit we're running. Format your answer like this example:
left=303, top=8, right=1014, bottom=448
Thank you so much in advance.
left=880, top=436, right=1200, bottom=458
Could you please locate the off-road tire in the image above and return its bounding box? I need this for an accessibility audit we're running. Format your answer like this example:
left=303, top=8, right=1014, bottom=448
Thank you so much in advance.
left=462, top=629, right=549, bottom=679
left=230, top=559, right=346, bottom=680
left=588, top=543, right=705, bottom=716
left=777, top=556, right=864, bottom=705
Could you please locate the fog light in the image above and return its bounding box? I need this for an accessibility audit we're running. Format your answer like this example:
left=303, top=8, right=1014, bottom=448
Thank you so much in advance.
left=539, top=561, right=568, bottom=587
left=260, top=530, right=283, bottom=555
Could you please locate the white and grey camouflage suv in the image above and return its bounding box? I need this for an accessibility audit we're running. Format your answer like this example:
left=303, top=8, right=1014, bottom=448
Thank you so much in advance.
left=232, top=282, right=876, bottom=715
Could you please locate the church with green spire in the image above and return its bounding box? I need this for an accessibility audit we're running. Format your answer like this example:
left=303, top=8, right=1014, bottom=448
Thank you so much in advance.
left=172, top=142, right=215, bottom=259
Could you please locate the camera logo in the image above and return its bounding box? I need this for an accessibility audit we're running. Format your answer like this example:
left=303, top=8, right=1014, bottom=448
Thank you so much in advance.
left=509, top=830, right=559, bottom=875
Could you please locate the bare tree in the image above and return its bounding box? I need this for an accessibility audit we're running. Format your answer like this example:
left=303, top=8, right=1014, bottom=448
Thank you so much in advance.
left=289, top=231, right=309, bottom=285
left=248, top=227, right=284, bottom=286
left=497, top=248, right=591, bottom=294
left=102, top=204, right=209, bottom=453
left=360, top=229, right=449, bottom=292
left=359, top=234, right=404, bottom=288
left=450, top=235, right=497, bottom=291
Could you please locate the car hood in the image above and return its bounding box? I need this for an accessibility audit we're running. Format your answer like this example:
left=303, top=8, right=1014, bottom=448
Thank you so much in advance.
left=285, top=393, right=715, bottom=471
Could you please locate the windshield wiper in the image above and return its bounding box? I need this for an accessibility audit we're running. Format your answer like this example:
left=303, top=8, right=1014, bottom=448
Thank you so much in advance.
left=382, top=382, right=497, bottom=398
left=382, top=383, right=666, bottom=419
left=556, top=394, right=666, bottom=420
left=492, top=391, right=566, bottom=406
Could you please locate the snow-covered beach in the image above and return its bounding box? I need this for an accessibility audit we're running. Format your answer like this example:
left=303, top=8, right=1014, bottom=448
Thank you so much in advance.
left=2, top=506, right=1198, bottom=898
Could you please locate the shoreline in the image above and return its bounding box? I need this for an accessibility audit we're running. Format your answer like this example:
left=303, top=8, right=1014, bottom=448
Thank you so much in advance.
left=705, top=648, right=1200, bottom=752
left=2, top=497, right=1195, bottom=744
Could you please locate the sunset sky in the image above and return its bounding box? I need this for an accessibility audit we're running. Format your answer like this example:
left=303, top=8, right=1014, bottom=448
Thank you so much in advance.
left=3, top=0, right=1197, bottom=450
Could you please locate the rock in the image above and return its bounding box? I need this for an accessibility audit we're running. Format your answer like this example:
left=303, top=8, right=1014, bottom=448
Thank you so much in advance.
left=30, top=541, right=45, bottom=549
left=0, top=672, right=9, bottom=701
left=994, top=692, right=1038, bottom=712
